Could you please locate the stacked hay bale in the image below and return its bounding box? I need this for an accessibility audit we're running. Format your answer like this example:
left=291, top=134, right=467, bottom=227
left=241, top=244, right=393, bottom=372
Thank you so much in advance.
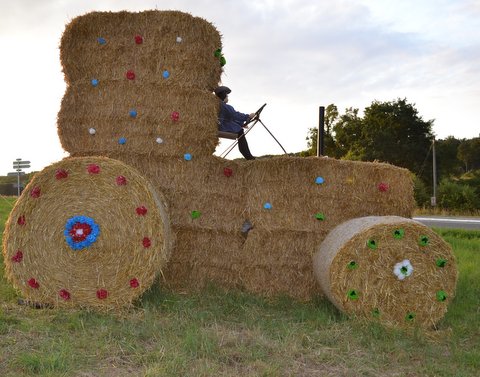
left=239, top=156, right=415, bottom=300
left=58, top=10, right=223, bottom=161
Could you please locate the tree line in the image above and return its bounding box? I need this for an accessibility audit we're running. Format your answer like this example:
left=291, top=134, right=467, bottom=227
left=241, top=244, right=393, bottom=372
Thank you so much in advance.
left=300, top=98, right=480, bottom=211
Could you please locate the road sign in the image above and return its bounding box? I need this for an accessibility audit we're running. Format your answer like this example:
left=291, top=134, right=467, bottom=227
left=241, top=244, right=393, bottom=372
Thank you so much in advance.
left=13, top=160, right=30, bottom=169
left=7, top=172, right=25, bottom=176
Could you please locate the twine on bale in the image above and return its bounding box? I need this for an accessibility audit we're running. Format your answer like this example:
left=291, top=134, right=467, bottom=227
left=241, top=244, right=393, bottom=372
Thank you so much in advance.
left=60, top=10, right=223, bottom=90
left=3, top=156, right=172, bottom=310
left=313, top=216, right=457, bottom=328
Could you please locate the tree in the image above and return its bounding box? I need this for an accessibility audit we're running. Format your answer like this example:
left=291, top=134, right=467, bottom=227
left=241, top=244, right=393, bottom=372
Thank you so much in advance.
left=457, top=137, right=480, bottom=171
left=332, top=107, right=364, bottom=159
left=358, top=99, right=434, bottom=177
left=435, top=136, right=464, bottom=178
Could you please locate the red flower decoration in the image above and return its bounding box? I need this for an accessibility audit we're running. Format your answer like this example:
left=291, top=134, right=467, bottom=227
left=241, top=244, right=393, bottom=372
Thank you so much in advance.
left=11, top=250, right=23, bottom=263
left=136, top=206, right=148, bottom=216
left=87, top=164, right=100, bottom=174
left=69, top=222, right=92, bottom=242
left=223, top=167, right=233, bottom=177
left=378, top=182, right=390, bottom=192
left=55, top=169, right=68, bottom=180
left=126, top=70, right=136, bottom=80
left=96, top=289, right=108, bottom=299
left=170, top=111, right=180, bottom=122
left=30, top=187, right=41, bottom=198
left=28, top=278, right=40, bottom=289
left=130, top=278, right=139, bottom=288
left=134, top=35, right=143, bottom=44
left=59, top=289, right=71, bottom=300
left=142, top=237, right=151, bottom=248
left=17, top=215, right=26, bottom=226
left=116, top=175, right=127, bottom=185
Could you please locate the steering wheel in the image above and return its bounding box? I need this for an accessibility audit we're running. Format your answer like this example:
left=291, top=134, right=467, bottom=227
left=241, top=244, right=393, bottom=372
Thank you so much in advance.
left=244, top=103, right=267, bottom=126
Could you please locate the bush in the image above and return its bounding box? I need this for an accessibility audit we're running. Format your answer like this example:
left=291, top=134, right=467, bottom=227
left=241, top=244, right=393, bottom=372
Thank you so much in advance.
left=438, top=179, right=480, bottom=211
left=413, top=174, right=430, bottom=207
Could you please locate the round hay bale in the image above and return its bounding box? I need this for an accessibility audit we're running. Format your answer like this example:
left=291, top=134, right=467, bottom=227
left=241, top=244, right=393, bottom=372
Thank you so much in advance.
left=313, top=216, right=457, bottom=327
left=2, top=156, right=172, bottom=310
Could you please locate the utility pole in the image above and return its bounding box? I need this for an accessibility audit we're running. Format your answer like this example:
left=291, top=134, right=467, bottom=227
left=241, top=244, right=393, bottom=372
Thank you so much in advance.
left=317, top=106, right=325, bottom=157
left=431, top=138, right=437, bottom=206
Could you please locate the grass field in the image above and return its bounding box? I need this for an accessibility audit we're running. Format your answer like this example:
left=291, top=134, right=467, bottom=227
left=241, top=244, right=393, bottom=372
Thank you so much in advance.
left=1, top=195, right=479, bottom=376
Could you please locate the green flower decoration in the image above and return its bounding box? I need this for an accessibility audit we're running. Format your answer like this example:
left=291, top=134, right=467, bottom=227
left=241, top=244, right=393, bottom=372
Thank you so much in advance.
left=347, top=289, right=359, bottom=300
left=220, top=56, right=227, bottom=66
left=405, top=312, right=416, bottom=322
left=315, top=213, right=325, bottom=221
left=372, top=308, right=381, bottom=318
left=190, top=210, right=201, bottom=219
left=214, top=48, right=222, bottom=58
left=436, top=290, right=448, bottom=302
left=418, top=235, right=429, bottom=246
left=347, top=261, right=358, bottom=270
left=367, top=239, right=378, bottom=250
left=393, top=228, right=405, bottom=239
left=436, top=258, right=447, bottom=268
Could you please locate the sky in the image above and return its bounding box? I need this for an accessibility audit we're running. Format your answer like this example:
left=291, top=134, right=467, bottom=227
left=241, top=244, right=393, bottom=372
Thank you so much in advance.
left=1, top=0, right=479, bottom=175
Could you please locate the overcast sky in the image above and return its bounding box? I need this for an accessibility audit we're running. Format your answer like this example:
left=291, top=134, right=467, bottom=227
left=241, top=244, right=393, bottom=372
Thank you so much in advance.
left=1, top=0, right=479, bottom=175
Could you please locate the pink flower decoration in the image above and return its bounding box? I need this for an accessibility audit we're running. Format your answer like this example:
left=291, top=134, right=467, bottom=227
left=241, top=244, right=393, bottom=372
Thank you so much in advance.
left=223, top=167, right=233, bottom=177
left=59, top=289, right=71, bottom=300
left=30, top=187, right=41, bottom=198
left=136, top=206, right=148, bottom=216
left=17, top=215, right=26, bottom=226
left=130, top=278, right=139, bottom=288
left=134, top=35, right=143, bottom=44
left=11, top=250, right=23, bottom=263
left=28, top=278, right=40, bottom=289
left=87, top=164, right=100, bottom=174
left=126, top=70, right=136, bottom=80
left=378, top=182, right=390, bottom=192
left=170, top=111, right=180, bottom=122
left=116, top=175, right=127, bottom=185
left=96, top=289, right=108, bottom=300
left=143, top=237, right=151, bottom=248
left=55, top=169, right=68, bottom=180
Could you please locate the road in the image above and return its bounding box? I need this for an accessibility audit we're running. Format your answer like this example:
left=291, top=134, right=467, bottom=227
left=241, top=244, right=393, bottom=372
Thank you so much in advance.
left=413, top=216, right=480, bottom=230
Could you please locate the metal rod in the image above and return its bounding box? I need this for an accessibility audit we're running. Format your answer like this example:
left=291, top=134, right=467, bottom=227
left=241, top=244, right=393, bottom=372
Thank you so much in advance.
left=317, top=106, right=325, bottom=157
left=432, top=137, right=437, bottom=206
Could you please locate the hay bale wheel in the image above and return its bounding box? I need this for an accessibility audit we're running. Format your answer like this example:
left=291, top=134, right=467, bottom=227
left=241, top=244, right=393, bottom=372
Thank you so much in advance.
left=2, top=156, right=171, bottom=310
left=313, top=216, right=457, bottom=327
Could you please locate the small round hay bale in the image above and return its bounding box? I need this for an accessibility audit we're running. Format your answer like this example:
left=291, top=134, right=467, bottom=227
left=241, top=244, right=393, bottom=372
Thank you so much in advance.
left=313, top=216, right=457, bottom=327
left=2, top=156, right=171, bottom=310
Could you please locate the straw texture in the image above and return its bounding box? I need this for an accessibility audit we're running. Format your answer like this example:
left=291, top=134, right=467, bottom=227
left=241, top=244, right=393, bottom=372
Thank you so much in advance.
left=2, top=156, right=172, bottom=310
left=60, top=10, right=223, bottom=89
left=313, top=216, right=457, bottom=327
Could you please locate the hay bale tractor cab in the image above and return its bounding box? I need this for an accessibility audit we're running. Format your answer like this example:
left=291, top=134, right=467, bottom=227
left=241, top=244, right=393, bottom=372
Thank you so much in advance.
left=3, top=11, right=457, bottom=327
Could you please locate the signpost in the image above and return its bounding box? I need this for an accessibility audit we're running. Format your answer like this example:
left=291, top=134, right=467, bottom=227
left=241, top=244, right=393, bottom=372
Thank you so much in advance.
left=10, top=158, right=30, bottom=196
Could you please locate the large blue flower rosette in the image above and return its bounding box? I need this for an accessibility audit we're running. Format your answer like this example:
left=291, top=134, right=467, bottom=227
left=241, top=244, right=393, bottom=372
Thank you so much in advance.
left=64, top=215, right=100, bottom=250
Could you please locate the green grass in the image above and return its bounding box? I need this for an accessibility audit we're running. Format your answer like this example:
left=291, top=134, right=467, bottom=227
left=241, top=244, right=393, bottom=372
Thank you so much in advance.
left=1, top=199, right=479, bottom=376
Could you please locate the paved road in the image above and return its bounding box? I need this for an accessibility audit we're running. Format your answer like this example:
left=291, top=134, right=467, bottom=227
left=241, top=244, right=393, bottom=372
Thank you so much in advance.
left=413, top=216, right=480, bottom=230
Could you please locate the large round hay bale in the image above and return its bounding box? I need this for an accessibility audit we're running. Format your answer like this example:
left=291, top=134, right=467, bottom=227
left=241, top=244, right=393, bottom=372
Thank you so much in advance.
left=2, top=156, right=172, bottom=310
left=313, top=216, right=457, bottom=327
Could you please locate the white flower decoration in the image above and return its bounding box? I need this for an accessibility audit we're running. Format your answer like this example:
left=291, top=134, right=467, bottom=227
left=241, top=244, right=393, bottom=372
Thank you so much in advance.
left=88, top=127, right=96, bottom=135
left=393, top=259, right=413, bottom=280
left=156, top=137, right=164, bottom=144
left=176, top=36, right=182, bottom=43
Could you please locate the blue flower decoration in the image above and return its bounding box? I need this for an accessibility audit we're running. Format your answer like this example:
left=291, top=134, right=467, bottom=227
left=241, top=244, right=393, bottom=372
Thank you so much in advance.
left=263, top=202, right=272, bottom=210
left=91, top=79, right=99, bottom=87
left=163, top=70, right=170, bottom=79
left=118, top=137, right=127, bottom=145
left=184, top=153, right=192, bottom=161
left=315, top=176, right=325, bottom=185
left=97, top=37, right=107, bottom=45
left=64, top=216, right=100, bottom=251
left=129, top=109, right=137, bottom=118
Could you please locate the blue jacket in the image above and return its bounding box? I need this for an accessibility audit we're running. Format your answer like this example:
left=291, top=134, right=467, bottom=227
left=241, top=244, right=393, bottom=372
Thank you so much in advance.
left=218, top=101, right=249, bottom=133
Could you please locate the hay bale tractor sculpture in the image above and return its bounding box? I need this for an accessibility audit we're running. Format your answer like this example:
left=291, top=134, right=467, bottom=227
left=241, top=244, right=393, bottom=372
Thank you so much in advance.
left=3, top=11, right=457, bottom=327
